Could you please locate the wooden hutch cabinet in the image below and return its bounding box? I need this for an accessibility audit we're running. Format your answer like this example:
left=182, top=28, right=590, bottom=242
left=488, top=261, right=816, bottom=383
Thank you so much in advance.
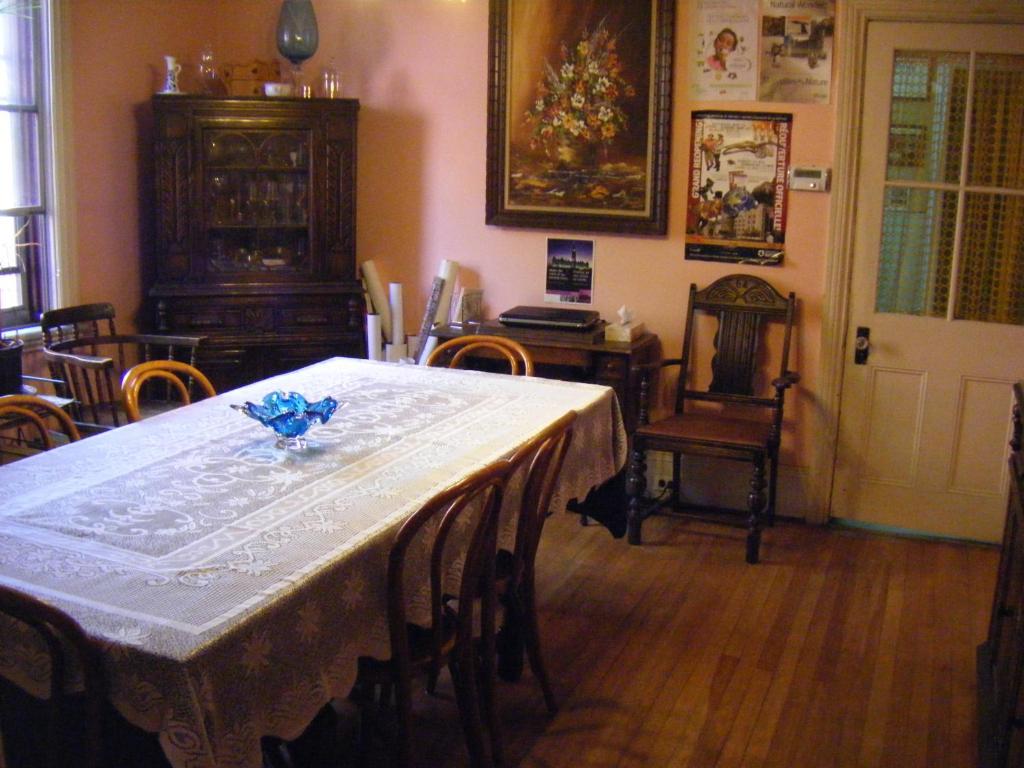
left=149, top=95, right=365, bottom=392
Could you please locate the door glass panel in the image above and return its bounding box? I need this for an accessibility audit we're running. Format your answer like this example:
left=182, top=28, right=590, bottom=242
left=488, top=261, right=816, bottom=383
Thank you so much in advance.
left=886, top=51, right=969, bottom=184
left=881, top=48, right=1024, bottom=326
left=955, top=192, right=1024, bottom=324
left=876, top=187, right=956, bottom=317
left=967, top=53, right=1024, bottom=189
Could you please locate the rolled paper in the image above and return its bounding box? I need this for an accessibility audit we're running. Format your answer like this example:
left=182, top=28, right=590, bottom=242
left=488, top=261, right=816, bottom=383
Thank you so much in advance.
left=415, top=276, right=446, bottom=364
left=361, top=260, right=393, bottom=343
left=434, top=259, right=459, bottom=326
left=389, top=282, right=405, bottom=347
left=385, top=342, right=408, bottom=363
left=406, top=333, right=421, bottom=361
left=418, top=334, right=439, bottom=366
left=366, top=313, right=383, bottom=361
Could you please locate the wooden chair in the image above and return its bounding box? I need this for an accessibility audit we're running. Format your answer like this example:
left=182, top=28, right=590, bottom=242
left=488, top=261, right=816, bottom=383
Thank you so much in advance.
left=625, top=274, right=799, bottom=564
left=495, top=410, right=576, bottom=713
left=0, top=395, right=81, bottom=462
left=351, top=459, right=513, bottom=768
left=0, top=585, right=106, bottom=768
left=39, top=302, right=117, bottom=348
left=426, top=335, right=535, bottom=376
left=43, top=334, right=205, bottom=434
left=121, top=360, right=217, bottom=423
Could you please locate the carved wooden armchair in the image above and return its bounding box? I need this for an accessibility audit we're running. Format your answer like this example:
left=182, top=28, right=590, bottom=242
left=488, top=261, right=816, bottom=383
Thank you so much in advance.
left=625, top=274, right=799, bottom=564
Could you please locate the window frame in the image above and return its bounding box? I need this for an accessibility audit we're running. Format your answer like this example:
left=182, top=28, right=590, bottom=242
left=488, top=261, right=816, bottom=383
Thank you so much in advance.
left=0, top=0, right=74, bottom=335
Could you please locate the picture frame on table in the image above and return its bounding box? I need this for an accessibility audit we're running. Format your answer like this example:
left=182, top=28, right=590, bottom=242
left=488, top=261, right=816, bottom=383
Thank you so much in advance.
left=486, top=0, right=676, bottom=235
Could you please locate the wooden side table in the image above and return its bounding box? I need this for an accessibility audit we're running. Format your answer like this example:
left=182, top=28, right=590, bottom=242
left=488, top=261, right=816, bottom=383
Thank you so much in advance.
left=430, top=322, right=659, bottom=435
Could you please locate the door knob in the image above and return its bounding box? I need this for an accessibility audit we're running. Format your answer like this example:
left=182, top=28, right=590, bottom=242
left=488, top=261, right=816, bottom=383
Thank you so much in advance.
left=854, top=326, right=870, bottom=365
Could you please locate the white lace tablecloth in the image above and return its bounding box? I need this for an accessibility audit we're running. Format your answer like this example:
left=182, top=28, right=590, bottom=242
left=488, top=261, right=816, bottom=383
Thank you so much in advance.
left=0, top=357, right=625, bottom=768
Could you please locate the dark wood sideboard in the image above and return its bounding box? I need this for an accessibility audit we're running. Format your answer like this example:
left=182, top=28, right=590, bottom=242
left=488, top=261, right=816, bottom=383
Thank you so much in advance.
left=430, top=321, right=659, bottom=436
left=149, top=95, right=365, bottom=392
left=978, top=381, right=1024, bottom=768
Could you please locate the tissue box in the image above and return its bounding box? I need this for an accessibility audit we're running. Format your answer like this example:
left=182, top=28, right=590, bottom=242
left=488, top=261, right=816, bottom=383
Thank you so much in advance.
left=605, top=321, right=645, bottom=342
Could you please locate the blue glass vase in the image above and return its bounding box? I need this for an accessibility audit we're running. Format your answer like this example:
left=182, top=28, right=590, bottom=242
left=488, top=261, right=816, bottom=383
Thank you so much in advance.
left=276, top=0, right=319, bottom=86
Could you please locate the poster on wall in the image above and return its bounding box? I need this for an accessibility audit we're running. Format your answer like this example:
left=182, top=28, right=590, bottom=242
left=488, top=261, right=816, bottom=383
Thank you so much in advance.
left=758, top=0, right=834, bottom=103
left=692, top=0, right=758, bottom=101
left=545, top=238, right=594, bottom=303
left=688, top=0, right=834, bottom=104
left=685, top=110, right=791, bottom=265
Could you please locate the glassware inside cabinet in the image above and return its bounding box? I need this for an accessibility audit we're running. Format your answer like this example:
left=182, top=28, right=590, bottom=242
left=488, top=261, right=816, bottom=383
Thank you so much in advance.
left=202, top=128, right=312, bottom=276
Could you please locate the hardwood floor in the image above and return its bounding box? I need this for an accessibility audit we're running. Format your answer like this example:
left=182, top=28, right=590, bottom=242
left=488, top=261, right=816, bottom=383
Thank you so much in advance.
left=399, top=512, right=998, bottom=768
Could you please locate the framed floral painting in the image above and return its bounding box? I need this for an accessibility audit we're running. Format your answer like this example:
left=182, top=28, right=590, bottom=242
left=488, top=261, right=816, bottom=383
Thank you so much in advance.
left=486, top=0, right=675, bottom=235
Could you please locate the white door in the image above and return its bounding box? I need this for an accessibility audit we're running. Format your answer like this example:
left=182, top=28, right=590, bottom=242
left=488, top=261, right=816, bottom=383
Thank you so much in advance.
left=832, top=22, right=1024, bottom=542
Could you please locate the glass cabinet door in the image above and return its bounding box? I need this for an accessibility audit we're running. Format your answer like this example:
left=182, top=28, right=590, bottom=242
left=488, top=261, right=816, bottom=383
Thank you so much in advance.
left=202, top=129, right=311, bottom=276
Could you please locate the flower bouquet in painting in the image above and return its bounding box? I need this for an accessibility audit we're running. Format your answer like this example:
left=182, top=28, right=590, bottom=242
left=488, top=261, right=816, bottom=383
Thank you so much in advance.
left=525, top=20, right=635, bottom=168
left=507, top=15, right=651, bottom=210
left=511, top=16, right=651, bottom=213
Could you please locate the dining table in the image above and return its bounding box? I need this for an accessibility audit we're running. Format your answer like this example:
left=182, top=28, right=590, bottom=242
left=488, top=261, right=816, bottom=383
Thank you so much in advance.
left=0, top=356, right=626, bottom=768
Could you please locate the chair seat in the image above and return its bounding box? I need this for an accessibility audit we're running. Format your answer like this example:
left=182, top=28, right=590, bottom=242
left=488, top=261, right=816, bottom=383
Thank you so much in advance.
left=636, top=411, right=771, bottom=452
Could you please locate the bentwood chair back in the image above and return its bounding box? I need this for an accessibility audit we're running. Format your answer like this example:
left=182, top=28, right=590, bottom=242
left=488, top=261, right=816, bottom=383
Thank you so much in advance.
left=0, top=585, right=106, bottom=768
left=121, top=360, right=217, bottom=423
left=352, top=458, right=513, bottom=768
left=497, top=410, right=576, bottom=713
left=0, top=395, right=81, bottom=461
left=426, top=335, right=535, bottom=376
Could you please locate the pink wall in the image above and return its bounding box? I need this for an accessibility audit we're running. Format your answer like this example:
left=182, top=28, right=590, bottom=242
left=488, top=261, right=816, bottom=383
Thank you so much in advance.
left=67, top=0, right=834, bottom=472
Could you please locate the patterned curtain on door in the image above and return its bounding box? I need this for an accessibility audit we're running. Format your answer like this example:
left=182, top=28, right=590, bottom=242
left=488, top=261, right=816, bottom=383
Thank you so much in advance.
left=955, top=54, right=1024, bottom=325
left=878, top=52, right=1024, bottom=327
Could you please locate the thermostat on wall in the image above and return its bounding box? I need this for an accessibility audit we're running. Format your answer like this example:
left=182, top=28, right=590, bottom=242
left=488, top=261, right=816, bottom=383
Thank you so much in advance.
left=788, top=166, right=831, bottom=192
